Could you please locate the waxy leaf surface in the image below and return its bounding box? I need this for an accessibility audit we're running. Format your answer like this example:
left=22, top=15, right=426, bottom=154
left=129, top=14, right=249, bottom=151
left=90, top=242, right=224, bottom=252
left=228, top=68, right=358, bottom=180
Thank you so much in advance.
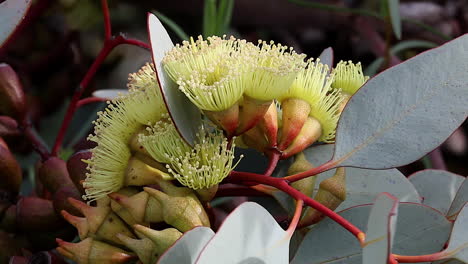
left=333, top=35, right=468, bottom=169
left=444, top=203, right=468, bottom=262
left=292, top=203, right=451, bottom=264
left=409, top=170, right=464, bottom=215
left=363, top=193, right=399, bottom=264
left=318, top=47, right=334, bottom=70
left=447, top=178, right=468, bottom=219
left=0, top=0, right=32, bottom=48
left=148, top=13, right=201, bottom=146
left=158, top=227, right=215, bottom=264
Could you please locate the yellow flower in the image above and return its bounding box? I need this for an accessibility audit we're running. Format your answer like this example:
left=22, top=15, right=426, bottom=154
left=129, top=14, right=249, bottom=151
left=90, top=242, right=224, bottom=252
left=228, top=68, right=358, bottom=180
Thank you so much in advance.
left=83, top=63, right=167, bottom=202
left=163, top=35, right=248, bottom=111
left=331, top=60, right=369, bottom=95
left=165, top=125, right=242, bottom=190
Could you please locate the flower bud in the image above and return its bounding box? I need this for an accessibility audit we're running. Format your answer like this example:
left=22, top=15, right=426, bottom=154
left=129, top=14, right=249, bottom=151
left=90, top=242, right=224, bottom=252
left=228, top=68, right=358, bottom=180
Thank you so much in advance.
left=236, top=96, right=272, bottom=135
left=17, top=196, right=65, bottom=231
left=278, top=98, right=311, bottom=150
left=300, top=167, right=346, bottom=226
left=53, top=186, right=83, bottom=217
left=118, top=226, right=182, bottom=264
left=281, top=117, right=322, bottom=159
left=144, top=187, right=210, bottom=232
left=56, top=237, right=136, bottom=264
left=109, top=190, right=163, bottom=226
left=204, top=103, right=240, bottom=137
left=67, top=150, right=92, bottom=194
left=0, top=143, right=22, bottom=193
left=257, top=101, right=278, bottom=147
left=0, top=116, right=19, bottom=137
left=0, top=64, right=26, bottom=121
left=241, top=125, right=269, bottom=152
left=288, top=152, right=316, bottom=198
left=39, top=157, right=75, bottom=194
left=124, top=157, right=173, bottom=186
left=61, top=198, right=135, bottom=245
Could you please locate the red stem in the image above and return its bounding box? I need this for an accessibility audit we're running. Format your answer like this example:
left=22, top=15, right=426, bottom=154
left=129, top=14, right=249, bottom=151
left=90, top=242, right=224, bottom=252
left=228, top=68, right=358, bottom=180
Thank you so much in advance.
left=287, top=199, right=303, bottom=234
left=228, top=171, right=365, bottom=243
left=22, top=121, right=50, bottom=160
left=263, top=150, right=280, bottom=176
left=50, top=1, right=150, bottom=156
left=284, top=160, right=336, bottom=182
left=77, top=97, right=108, bottom=108
left=393, top=251, right=446, bottom=263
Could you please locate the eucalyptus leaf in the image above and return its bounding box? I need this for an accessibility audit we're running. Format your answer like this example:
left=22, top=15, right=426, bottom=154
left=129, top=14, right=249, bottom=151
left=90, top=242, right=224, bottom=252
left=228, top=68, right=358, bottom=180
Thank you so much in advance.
left=447, top=177, right=468, bottom=220
left=196, top=202, right=290, bottom=264
left=363, top=193, right=399, bottom=264
left=0, top=0, right=32, bottom=47
left=387, top=0, right=402, bottom=39
left=409, top=170, right=464, bottom=215
left=92, top=89, right=128, bottom=99
left=292, top=203, right=451, bottom=264
left=443, top=203, right=468, bottom=262
left=333, top=35, right=468, bottom=169
left=272, top=144, right=420, bottom=215
left=158, top=227, right=215, bottom=264
left=147, top=13, right=201, bottom=146
left=318, top=47, right=334, bottom=70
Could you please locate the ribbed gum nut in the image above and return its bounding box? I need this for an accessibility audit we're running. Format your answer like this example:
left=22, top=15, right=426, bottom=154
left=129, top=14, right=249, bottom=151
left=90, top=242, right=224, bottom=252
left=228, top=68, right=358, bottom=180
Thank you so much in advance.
left=39, top=157, right=75, bottom=194
left=281, top=117, right=321, bottom=159
left=124, top=157, right=172, bottom=186
left=0, top=64, right=26, bottom=121
left=155, top=181, right=210, bottom=227
left=257, top=101, right=278, bottom=147
left=116, top=233, right=154, bottom=264
left=278, top=98, right=311, bottom=150
left=196, top=184, right=219, bottom=202
left=56, top=238, right=135, bottom=264
left=0, top=143, right=22, bottom=193
left=0, top=116, right=19, bottom=137
left=236, top=96, right=272, bottom=135
left=109, top=191, right=163, bottom=226
left=241, top=125, right=268, bottom=152
left=204, top=102, right=239, bottom=137
left=17, top=197, right=65, bottom=231
left=65, top=198, right=135, bottom=245
left=67, top=150, right=92, bottom=194
left=0, top=205, right=16, bottom=232
left=53, top=186, right=83, bottom=217
left=144, top=187, right=209, bottom=232
left=134, top=226, right=182, bottom=259
left=299, top=167, right=346, bottom=227
left=288, top=152, right=316, bottom=198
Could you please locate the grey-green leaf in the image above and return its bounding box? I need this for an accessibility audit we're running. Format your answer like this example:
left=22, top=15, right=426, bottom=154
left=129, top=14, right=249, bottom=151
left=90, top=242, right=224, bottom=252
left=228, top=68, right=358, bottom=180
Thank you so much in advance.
left=196, top=202, right=290, bottom=263
left=0, top=0, right=32, bottom=48
left=148, top=13, right=201, bottom=146
left=158, top=227, right=214, bottom=264
left=318, top=47, right=334, bottom=70
left=292, top=203, right=451, bottom=264
left=333, top=34, right=468, bottom=169
left=388, top=0, right=402, bottom=39
left=363, top=193, right=399, bottom=264
left=409, top=170, right=464, bottom=215
left=447, top=177, right=468, bottom=220
left=443, top=203, right=468, bottom=262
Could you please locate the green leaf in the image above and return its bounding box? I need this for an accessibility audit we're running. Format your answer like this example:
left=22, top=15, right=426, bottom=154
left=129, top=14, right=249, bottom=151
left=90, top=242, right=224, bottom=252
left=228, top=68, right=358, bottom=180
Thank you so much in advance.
left=153, top=11, right=189, bottom=41
left=158, top=227, right=215, bottom=264
left=216, top=0, right=234, bottom=35
left=387, top=0, right=401, bottom=39
left=447, top=178, right=468, bottom=219
left=196, top=202, right=290, bottom=263
left=363, top=193, right=399, bottom=264
left=203, top=0, right=217, bottom=37
left=148, top=13, right=201, bottom=146
left=318, top=47, right=334, bottom=71
left=333, top=35, right=468, bottom=169
left=443, top=203, right=468, bottom=262
left=409, top=170, right=464, bottom=215
left=292, top=203, right=452, bottom=264
left=0, top=0, right=33, bottom=48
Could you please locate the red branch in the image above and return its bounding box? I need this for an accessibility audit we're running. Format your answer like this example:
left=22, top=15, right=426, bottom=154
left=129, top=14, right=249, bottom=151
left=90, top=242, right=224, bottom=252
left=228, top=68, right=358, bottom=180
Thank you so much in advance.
left=228, top=171, right=365, bottom=243
left=76, top=97, right=108, bottom=108
left=287, top=200, right=303, bottom=234
left=263, top=150, right=280, bottom=176
left=393, top=251, right=446, bottom=263
left=50, top=0, right=150, bottom=156
left=284, top=160, right=337, bottom=182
